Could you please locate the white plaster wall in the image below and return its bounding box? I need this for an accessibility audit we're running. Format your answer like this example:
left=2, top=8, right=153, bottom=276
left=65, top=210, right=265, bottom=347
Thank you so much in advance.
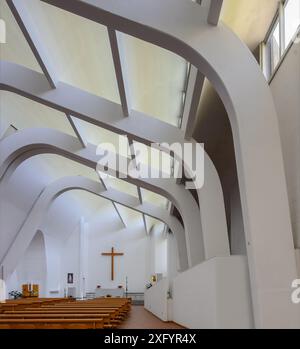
left=167, top=232, right=179, bottom=282
left=85, top=205, right=150, bottom=293
left=148, top=223, right=168, bottom=278
left=270, top=40, right=300, bottom=249
left=6, top=231, right=47, bottom=297
left=60, top=223, right=81, bottom=297
left=0, top=158, right=49, bottom=262
left=172, top=256, right=253, bottom=329
left=295, top=249, right=300, bottom=278
left=43, top=234, right=63, bottom=297
left=144, top=278, right=169, bottom=321
left=56, top=202, right=166, bottom=295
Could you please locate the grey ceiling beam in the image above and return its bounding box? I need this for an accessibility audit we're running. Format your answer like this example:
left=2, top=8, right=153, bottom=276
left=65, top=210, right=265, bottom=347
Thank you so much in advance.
left=6, top=0, right=57, bottom=88
left=108, top=28, right=131, bottom=117
left=181, top=65, right=205, bottom=141
left=66, top=114, right=88, bottom=147
left=7, top=0, right=87, bottom=147
left=128, top=136, right=148, bottom=234
left=97, top=167, right=127, bottom=227
left=108, top=27, right=134, bottom=225
left=111, top=201, right=127, bottom=227
left=207, top=0, right=223, bottom=26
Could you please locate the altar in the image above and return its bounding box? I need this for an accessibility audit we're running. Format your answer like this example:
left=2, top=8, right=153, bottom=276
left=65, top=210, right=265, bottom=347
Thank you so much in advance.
left=95, top=287, right=125, bottom=298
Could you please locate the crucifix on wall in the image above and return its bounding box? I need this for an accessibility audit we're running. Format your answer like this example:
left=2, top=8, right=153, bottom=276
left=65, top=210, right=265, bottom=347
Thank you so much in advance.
left=101, top=247, right=124, bottom=280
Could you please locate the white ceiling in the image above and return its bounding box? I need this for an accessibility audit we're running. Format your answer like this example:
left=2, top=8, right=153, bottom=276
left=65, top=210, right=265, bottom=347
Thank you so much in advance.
left=0, top=0, right=279, bottom=229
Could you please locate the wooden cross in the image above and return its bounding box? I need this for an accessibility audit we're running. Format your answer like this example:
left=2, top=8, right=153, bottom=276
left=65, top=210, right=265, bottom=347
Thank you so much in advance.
left=101, top=247, right=124, bottom=280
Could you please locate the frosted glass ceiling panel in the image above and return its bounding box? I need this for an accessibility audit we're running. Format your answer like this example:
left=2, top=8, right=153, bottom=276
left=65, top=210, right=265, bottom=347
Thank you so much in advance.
left=69, top=189, right=111, bottom=214
left=121, top=33, right=187, bottom=126
left=0, top=1, right=41, bottom=72
left=0, top=92, right=75, bottom=137
left=140, top=188, right=168, bottom=209
left=114, top=203, right=145, bottom=226
left=75, top=118, right=129, bottom=154
left=107, top=177, right=139, bottom=199
left=32, top=154, right=100, bottom=183
left=25, top=0, right=120, bottom=103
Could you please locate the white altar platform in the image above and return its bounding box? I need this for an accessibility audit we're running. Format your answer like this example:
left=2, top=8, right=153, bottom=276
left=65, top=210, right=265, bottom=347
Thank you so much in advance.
left=95, top=287, right=125, bottom=298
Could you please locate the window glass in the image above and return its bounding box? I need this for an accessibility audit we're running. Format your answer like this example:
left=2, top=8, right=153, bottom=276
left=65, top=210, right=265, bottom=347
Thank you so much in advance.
left=284, top=0, right=300, bottom=48
left=268, top=21, right=280, bottom=71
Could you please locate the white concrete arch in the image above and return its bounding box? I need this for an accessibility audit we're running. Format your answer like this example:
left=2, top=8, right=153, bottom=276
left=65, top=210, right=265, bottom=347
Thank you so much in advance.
left=33, top=0, right=299, bottom=328
left=0, top=175, right=187, bottom=281
left=0, top=128, right=204, bottom=267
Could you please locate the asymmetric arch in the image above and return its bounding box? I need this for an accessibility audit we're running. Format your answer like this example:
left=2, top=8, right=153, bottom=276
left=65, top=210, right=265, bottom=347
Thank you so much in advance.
left=0, top=175, right=187, bottom=280
left=0, top=128, right=230, bottom=268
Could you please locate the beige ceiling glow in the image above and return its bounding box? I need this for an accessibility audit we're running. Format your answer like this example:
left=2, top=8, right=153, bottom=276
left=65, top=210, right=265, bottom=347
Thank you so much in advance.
left=221, top=0, right=279, bottom=50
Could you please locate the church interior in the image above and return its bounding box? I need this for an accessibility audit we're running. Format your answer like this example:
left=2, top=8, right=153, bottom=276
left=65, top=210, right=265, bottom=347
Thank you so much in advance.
left=0, top=0, right=300, bottom=329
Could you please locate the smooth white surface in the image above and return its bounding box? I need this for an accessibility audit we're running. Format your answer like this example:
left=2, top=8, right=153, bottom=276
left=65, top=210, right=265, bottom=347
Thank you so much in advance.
left=95, top=288, right=124, bottom=298
left=295, top=250, right=300, bottom=277
left=172, top=256, right=253, bottom=329
left=270, top=40, right=300, bottom=249
left=144, top=278, right=169, bottom=322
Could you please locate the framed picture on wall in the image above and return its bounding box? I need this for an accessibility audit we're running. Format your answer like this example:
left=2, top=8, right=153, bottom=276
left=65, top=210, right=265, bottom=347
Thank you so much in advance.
left=67, top=273, right=73, bottom=284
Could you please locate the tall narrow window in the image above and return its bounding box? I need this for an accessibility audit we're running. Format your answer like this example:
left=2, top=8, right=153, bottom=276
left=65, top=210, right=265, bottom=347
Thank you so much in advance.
left=284, top=0, right=300, bottom=48
left=267, top=21, right=280, bottom=73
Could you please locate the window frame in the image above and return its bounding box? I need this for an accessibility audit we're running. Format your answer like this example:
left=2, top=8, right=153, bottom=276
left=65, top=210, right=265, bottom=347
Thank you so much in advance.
left=261, top=0, right=300, bottom=83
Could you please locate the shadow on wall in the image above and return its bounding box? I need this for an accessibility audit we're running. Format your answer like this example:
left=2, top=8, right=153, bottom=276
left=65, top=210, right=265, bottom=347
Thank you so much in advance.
left=193, top=80, right=246, bottom=255
left=6, top=230, right=47, bottom=297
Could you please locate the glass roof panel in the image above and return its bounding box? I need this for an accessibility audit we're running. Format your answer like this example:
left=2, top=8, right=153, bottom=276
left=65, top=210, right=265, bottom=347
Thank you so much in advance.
left=106, top=177, right=139, bottom=199
left=120, top=33, right=187, bottom=126
left=0, top=92, right=75, bottom=137
left=0, top=0, right=41, bottom=72
left=26, top=0, right=120, bottom=102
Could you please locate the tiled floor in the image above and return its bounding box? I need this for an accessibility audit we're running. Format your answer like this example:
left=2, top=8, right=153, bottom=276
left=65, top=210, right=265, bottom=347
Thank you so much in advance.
left=119, top=305, right=184, bottom=329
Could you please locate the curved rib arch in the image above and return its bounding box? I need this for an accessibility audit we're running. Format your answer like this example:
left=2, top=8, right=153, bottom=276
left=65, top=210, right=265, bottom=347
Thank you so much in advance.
left=0, top=175, right=188, bottom=280
left=0, top=128, right=203, bottom=267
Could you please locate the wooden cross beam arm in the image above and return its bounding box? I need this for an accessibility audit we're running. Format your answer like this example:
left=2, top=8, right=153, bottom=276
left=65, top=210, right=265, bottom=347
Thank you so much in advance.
left=101, top=247, right=124, bottom=280
left=101, top=252, right=124, bottom=256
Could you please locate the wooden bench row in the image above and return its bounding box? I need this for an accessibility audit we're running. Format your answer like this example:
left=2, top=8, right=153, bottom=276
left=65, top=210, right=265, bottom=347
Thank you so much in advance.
left=0, top=297, right=130, bottom=329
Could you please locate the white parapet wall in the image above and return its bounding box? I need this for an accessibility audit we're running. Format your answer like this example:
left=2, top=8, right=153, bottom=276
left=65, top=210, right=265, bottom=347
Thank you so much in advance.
left=144, top=278, right=169, bottom=321
left=172, top=256, right=253, bottom=329
left=296, top=249, right=300, bottom=277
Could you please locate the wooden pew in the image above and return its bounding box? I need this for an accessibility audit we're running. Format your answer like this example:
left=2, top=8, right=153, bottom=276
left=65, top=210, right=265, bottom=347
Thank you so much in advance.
left=0, top=318, right=104, bottom=329
left=1, top=311, right=118, bottom=328
left=0, top=313, right=115, bottom=328
left=0, top=297, right=129, bottom=328
left=37, top=306, right=126, bottom=319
